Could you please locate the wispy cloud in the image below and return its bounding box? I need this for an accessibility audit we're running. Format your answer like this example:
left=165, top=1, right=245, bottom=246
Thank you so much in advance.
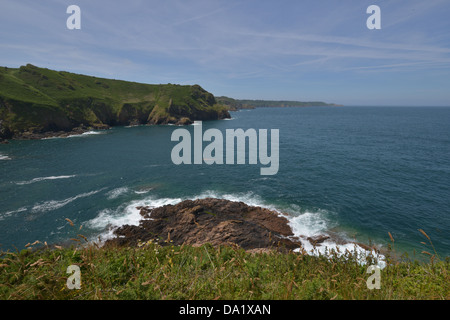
left=171, top=5, right=232, bottom=27
left=1, top=0, right=449, bottom=105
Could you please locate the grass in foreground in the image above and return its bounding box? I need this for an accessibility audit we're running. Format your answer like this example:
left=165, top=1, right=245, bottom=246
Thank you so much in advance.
left=0, top=236, right=448, bottom=300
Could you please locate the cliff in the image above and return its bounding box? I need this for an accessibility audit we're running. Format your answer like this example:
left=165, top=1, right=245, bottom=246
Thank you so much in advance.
left=0, top=64, right=230, bottom=141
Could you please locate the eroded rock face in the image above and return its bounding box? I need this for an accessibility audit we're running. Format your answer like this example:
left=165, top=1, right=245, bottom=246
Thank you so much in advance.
left=104, top=198, right=302, bottom=251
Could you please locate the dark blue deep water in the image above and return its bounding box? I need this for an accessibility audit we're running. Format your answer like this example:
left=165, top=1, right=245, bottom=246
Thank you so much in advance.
left=1, top=106, right=449, bottom=259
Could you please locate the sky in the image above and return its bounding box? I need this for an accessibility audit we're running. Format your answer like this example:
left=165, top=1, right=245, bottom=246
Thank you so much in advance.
left=1, top=0, right=450, bottom=106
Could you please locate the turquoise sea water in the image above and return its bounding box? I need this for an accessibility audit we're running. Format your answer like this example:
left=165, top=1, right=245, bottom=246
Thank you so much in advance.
left=1, top=106, right=449, bottom=258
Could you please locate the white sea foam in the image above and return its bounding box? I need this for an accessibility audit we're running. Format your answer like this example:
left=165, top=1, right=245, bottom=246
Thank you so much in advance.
left=0, top=207, right=28, bottom=220
left=194, top=190, right=276, bottom=210
left=288, top=211, right=330, bottom=238
left=31, top=189, right=103, bottom=213
left=0, top=154, right=11, bottom=160
left=134, top=190, right=151, bottom=194
left=67, top=131, right=103, bottom=138
left=41, top=131, right=104, bottom=139
left=106, top=187, right=129, bottom=199
left=288, top=213, right=386, bottom=268
left=16, top=175, right=76, bottom=185
left=294, top=239, right=386, bottom=269
left=86, top=196, right=183, bottom=242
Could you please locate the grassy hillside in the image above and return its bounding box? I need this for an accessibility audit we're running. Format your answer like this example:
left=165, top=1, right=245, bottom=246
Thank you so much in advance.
left=0, top=239, right=448, bottom=300
left=0, top=64, right=229, bottom=139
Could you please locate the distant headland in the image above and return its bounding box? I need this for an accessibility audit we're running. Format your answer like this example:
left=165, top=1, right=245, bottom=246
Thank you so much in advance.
left=216, top=96, right=342, bottom=111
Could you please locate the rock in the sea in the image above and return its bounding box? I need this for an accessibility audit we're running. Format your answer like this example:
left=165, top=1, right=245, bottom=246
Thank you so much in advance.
left=105, top=198, right=302, bottom=251
left=306, top=235, right=330, bottom=246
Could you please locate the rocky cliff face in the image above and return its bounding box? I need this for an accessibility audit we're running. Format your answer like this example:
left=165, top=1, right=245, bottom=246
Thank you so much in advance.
left=104, top=198, right=303, bottom=252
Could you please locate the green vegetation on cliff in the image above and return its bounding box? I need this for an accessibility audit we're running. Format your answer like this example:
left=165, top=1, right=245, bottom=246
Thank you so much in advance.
left=0, top=64, right=230, bottom=139
left=0, top=240, right=448, bottom=300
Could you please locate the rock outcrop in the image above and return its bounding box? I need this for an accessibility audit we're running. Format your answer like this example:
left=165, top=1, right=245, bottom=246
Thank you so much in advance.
left=103, top=198, right=385, bottom=257
left=104, top=198, right=303, bottom=251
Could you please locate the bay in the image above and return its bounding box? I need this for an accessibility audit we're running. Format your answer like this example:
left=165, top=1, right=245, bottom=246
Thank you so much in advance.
left=1, top=106, right=449, bottom=259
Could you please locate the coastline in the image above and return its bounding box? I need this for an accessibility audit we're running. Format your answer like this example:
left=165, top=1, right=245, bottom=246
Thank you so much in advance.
left=0, top=124, right=110, bottom=142
left=103, top=197, right=387, bottom=267
left=0, top=112, right=231, bottom=143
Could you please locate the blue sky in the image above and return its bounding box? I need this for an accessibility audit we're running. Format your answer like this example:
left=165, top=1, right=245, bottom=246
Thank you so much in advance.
left=1, top=0, right=450, bottom=106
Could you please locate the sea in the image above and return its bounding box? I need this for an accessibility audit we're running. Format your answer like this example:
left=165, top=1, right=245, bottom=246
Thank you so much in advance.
left=1, top=106, right=449, bottom=262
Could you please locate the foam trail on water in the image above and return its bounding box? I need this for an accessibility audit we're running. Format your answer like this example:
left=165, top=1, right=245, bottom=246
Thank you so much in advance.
left=135, top=190, right=151, bottom=194
left=106, top=187, right=129, bottom=200
left=31, top=189, right=104, bottom=213
left=0, top=207, right=28, bottom=220
left=0, top=154, right=11, bottom=160
left=16, top=175, right=76, bottom=185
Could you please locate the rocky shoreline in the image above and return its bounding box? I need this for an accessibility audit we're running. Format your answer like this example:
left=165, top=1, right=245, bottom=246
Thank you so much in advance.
left=0, top=122, right=111, bottom=143
left=104, top=198, right=381, bottom=255
left=0, top=116, right=223, bottom=142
